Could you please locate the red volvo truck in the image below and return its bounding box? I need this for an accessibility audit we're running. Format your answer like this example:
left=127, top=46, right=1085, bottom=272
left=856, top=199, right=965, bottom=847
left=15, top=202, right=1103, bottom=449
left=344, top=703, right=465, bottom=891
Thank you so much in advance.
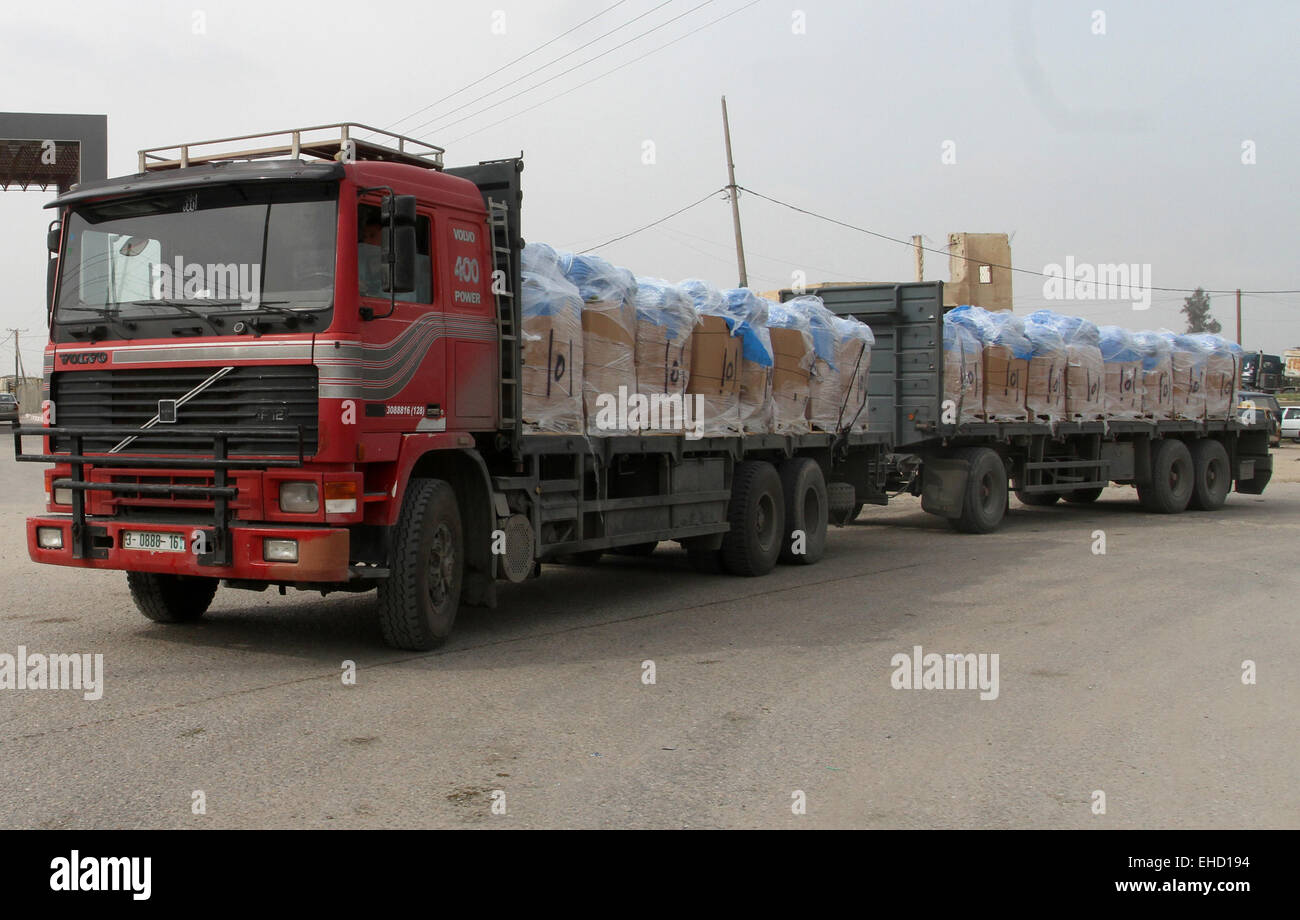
left=16, top=124, right=1272, bottom=650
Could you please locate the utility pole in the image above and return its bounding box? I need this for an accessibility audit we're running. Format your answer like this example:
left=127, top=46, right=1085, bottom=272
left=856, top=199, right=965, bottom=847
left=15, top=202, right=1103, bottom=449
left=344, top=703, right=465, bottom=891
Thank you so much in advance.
left=912, top=235, right=924, bottom=281
left=720, top=96, right=748, bottom=288
left=1235, top=289, right=1242, bottom=345
left=6, top=329, right=26, bottom=383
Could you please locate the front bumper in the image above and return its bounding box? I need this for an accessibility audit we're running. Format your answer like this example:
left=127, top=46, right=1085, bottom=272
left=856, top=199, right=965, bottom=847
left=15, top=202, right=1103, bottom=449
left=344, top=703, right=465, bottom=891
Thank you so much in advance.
left=26, top=515, right=351, bottom=582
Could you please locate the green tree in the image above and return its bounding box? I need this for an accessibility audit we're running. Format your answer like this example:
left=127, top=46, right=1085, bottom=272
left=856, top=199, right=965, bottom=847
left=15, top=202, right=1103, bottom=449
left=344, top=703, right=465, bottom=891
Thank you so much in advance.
left=1182, top=288, right=1222, bottom=334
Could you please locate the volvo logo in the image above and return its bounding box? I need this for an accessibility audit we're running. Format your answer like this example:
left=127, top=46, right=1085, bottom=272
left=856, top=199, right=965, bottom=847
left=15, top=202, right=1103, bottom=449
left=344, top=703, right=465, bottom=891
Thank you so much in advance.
left=60, top=352, right=108, bottom=365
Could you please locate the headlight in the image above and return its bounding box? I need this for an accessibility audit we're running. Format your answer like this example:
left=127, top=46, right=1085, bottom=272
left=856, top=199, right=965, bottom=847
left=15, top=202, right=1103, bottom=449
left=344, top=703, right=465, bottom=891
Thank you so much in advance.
left=278, top=482, right=319, bottom=513
left=37, top=527, right=64, bottom=549
left=262, top=538, right=299, bottom=562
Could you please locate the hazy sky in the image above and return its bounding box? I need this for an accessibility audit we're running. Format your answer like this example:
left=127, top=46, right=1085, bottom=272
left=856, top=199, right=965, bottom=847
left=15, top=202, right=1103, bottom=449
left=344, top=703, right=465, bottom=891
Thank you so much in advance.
left=2, top=0, right=1297, bottom=373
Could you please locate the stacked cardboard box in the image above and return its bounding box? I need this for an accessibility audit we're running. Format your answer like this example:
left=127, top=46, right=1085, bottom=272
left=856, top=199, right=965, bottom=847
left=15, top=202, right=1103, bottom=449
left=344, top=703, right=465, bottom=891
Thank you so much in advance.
left=1023, top=316, right=1065, bottom=422
left=520, top=243, right=584, bottom=434
left=948, top=305, right=1030, bottom=422
left=767, top=302, right=815, bottom=435
left=632, top=277, right=698, bottom=433
left=1134, top=332, right=1173, bottom=419
left=680, top=280, right=742, bottom=436
left=943, top=318, right=984, bottom=423
left=1099, top=326, right=1143, bottom=419
left=722, top=289, right=775, bottom=435
left=1165, top=333, right=1208, bottom=420
left=833, top=317, right=874, bottom=432
left=557, top=254, right=638, bottom=436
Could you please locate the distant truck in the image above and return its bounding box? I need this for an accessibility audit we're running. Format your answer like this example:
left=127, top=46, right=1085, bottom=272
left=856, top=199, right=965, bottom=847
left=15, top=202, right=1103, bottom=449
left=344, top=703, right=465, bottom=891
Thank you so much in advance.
left=1284, top=348, right=1300, bottom=385
left=1241, top=351, right=1284, bottom=392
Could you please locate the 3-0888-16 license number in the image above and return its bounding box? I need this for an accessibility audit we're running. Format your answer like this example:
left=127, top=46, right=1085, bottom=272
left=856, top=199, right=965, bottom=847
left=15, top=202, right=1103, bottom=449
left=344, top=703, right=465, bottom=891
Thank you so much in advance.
left=122, top=531, right=186, bottom=552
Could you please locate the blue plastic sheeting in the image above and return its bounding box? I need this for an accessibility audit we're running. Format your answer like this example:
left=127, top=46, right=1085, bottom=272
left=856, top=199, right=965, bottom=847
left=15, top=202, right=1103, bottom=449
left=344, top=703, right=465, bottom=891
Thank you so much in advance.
left=557, top=251, right=636, bottom=305
left=943, top=315, right=981, bottom=356
left=1098, top=325, right=1142, bottom=363
left=521, top=242, right=582, bottom=319
left=947, top=305, right=1033, bottom=359
left=833, top=315, right=876, bottom=348
left=721, top=288, right=775, bottom=367
left=633, top=277, right=698, bottom=341
left=1023, top=316, right=1066, bottom=357
left=1027, top=310, right=1102, bottom=348
left=1132, top=331, right=1172, bottom=371
left=785, top=295, right=840, bottom=367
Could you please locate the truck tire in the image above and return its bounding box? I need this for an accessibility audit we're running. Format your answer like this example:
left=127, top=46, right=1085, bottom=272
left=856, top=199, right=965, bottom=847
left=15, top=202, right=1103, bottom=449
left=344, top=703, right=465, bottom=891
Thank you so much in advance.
left=126, top=572, right=218, bottom=623
left=377, top=478, right=463, bottom=651
left=1062, top=486, right=1104, bottom=504
left=1137, top=439, right=1194, bottom=514
left=1188, top=438, right=1231, bottom=511
left=721, top=461, right=785, bottom=577
left=826, top=481, right=858, bottom=526
left=778, top=458, right=828, bottom=565
left=953, top=447, right=1007, bottom=534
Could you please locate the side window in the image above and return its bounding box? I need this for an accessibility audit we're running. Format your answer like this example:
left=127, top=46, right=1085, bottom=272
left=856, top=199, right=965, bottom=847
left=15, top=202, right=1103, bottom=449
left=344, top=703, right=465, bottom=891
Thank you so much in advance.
left=357, top=203, right=433, bottom=304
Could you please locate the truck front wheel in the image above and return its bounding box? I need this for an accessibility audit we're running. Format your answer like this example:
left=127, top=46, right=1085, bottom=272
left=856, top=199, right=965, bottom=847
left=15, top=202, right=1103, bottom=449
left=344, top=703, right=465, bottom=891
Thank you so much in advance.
left=126, top=572, right=218, bottom=623
left=377, top=478, right=464, bottom=650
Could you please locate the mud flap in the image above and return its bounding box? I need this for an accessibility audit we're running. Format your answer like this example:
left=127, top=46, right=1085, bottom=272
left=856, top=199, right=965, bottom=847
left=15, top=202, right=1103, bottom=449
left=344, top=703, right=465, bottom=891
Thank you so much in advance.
left=1235, top=455, right=1272, bottom=495
left=920, top=456, right=970, bottom=520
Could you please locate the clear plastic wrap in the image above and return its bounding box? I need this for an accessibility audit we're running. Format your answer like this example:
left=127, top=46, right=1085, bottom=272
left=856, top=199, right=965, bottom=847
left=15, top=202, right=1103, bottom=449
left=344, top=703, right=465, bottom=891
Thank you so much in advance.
left=833, top=316, right=874, bottom=432
left=1133, top=331, right=1173, bottom=419
left=948, top=306, right=1031, bottom=421
left=1160, top=331, right=1209, bottom=420
left=765, top=301, right=816, bottom=434
left=556, top=252, right=638, bottom=435
left=679, top=278, right=741, bottom=436
left=722, top=288, right=775, bottom=434
left=632, top=277, right=698, bottom=433
left=1098, top=325, right=1144, bottom=419
left=1028, top=311, right=1104, bottom=420
left=786, top=295, right=842, bottom=432
left=1023, top=316, right=1066, bottom=422
left=520, top=242, right=584, bottom=433
left=943, top=315, right=984, bottom=423
left=1187, top=333, right=1241, bottom=419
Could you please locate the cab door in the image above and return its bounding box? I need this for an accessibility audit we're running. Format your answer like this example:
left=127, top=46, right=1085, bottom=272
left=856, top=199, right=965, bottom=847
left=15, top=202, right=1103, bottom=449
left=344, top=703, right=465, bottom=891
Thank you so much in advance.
left=438, top=210, right=497, bottom=430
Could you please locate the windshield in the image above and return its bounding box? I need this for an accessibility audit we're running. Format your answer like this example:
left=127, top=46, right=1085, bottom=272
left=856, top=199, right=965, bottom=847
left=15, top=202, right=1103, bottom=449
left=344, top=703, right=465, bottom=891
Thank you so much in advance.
left=54, top=182, right=338, bottom=332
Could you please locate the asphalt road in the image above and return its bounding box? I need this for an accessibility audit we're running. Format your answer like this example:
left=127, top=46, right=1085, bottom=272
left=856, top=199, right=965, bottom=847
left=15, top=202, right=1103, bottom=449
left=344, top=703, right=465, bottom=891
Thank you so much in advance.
left=1, top=436, right=1297, bottom=829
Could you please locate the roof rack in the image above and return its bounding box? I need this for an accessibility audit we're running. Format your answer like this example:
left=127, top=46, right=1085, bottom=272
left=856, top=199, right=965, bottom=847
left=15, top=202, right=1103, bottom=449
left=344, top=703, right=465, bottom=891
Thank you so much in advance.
left=137, top=122, right=444, bottom=173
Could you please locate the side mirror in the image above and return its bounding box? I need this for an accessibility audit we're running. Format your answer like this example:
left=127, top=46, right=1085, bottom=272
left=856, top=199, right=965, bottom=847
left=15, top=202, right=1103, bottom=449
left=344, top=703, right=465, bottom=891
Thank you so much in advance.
left=381, top=195, right=417, bottom=295
left=47, top=221, right=61, bottom=255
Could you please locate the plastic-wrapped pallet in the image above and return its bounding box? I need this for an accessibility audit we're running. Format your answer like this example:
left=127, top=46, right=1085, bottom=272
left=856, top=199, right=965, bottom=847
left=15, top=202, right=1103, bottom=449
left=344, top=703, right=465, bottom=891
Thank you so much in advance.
left=1029, top=311, right=1104, bottom=420
left=765, top=301, right=816, bottom=434
left=557, top=252, right=637, bottom=436
left=1187, top=334, right=1241, bottom=419
left=721, top=288, right=776, bottom=434
left=679, top=278, right=741, bottom=436
left=1022, top=315, right=1065, bottom=422
left=1098, top=325, right=1143, bottom=419
left=948, top=306, right=1031, bottom=421
left=785, top=295, right=842, bottom=432
left=833, top=316, right=874, bottom=432
left=1161, top=332, right=1208, bottom=420
left=1133, top=331, right=1173, bottom=419
left=520, top=242, right=584, bottom=433
left=942, top=315, right=983, bottom=423
left=632, top=277, right=698, bottom=433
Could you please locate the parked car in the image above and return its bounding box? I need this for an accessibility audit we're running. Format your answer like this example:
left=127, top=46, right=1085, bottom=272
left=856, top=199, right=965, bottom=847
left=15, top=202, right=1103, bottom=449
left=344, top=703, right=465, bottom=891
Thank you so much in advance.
left=1237, top=391, right=1282, bottom=446
left=0, top=393, right=18, bottom=423
left=1282, top=407, right=1300, bottom=443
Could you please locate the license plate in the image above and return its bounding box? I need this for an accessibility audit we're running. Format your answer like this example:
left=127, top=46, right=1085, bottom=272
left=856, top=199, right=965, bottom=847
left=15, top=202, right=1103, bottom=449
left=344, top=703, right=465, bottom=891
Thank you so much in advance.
left=122, top=530, right=187, bottom=553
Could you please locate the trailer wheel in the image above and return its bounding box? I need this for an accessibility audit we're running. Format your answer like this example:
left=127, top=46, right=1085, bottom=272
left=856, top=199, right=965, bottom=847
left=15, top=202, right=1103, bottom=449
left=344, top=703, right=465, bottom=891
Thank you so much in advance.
left=1137, top=439, right=1194, bottom=514
left=953, top=447, right=1008, bottom=534
left=721, top=461, right=785, bottom=576
left=1188, top=438, right=1231, bottom=511
left=377, top=478, right=464, bottom=651
left=778, top=458, right=827, bottom=565
left=126, top=572, right=218, bottom=623
left=1062, top=486, right=1105, bottom=504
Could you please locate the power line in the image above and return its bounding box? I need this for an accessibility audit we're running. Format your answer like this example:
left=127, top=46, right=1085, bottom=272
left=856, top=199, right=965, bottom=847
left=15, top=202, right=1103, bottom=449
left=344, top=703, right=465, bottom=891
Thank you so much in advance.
left=375, top=0, right=634, bottom=137
left=444, top=0, right=766, bottom=146
left=577, top=187, right=726, bottom=253
left=416, top=0, right=718, bottom=139
left=737, top=185, right=1300, bottom=296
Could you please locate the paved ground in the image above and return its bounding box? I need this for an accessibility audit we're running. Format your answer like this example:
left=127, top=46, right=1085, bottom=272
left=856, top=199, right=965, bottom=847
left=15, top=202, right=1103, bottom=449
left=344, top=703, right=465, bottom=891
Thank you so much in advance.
left=1, top=438, right=1297, bottom=829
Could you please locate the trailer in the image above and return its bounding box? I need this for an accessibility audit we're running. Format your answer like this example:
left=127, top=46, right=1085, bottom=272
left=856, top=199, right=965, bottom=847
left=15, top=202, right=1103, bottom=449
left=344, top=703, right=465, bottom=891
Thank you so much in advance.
left=13, top=124, right=1272, bottom=650
left=787, top=282, right=1274, bottom=533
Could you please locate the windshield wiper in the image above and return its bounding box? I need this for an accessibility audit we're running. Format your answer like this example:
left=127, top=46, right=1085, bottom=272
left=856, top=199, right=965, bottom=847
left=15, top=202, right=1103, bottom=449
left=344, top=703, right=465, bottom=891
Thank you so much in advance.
left=229, top=300, right=318, bottom=329
left=132, top=299, right=226, bottom=334
left=56, top=305, right=137, bottom=341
